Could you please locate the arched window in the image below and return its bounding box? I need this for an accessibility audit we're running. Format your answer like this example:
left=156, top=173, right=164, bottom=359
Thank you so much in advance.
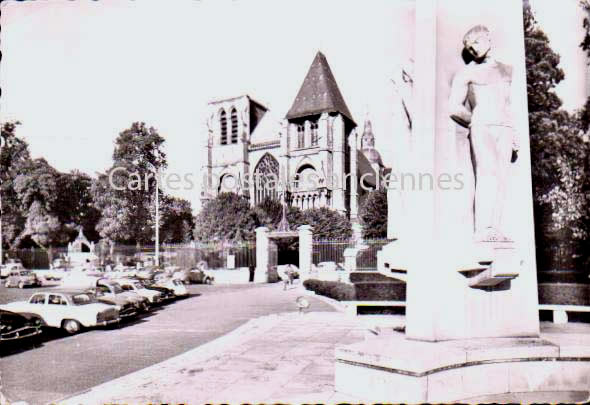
left=310, top=121, right=318, bottom=146
left=253, top=153, right=280, bottom=205
left=220, top=110, right=228, bottom=145
left=230, top=108, right=238, bottom=144
left=297, top=123, right=305, bottom=149
left=296, top=164, right=317, bottom=192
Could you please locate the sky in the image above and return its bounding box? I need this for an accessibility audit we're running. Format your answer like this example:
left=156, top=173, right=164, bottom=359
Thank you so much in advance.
left=1, top=0, right=587, bottom=213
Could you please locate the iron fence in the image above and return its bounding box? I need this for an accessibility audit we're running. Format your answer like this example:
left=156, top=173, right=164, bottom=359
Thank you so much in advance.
left=356, top=239, right=390, bottom=271
left=312, top=239, right=353, bottom=265
left=4, top=242, right=257, bottom=270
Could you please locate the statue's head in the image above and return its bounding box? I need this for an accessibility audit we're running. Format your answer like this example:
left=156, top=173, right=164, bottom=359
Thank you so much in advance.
left=463, top=25, right=491, bottom=60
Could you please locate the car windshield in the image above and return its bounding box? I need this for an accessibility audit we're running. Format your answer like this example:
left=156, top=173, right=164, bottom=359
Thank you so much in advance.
left=72, top=294, right=95, bottom=305
left=20, top=271, right=32, bottom=276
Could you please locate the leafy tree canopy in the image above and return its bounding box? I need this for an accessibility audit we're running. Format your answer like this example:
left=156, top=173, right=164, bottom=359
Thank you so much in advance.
left=359, top=190, right=388, bottom=239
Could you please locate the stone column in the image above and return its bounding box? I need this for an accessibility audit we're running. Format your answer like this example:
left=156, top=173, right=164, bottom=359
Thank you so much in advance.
left=331, top=114, right=346, bottom=212
left=304, top=120, right=311, bottom=148
left=298, top=225, right=313, bottom=281
left=255, top=227, right=269, bottom=283
left=348, top=129, right=359, bottom=222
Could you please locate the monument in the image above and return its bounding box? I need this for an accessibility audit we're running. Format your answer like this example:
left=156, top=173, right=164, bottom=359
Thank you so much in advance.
left=65, top=228, right=99, bottom=269
left=334, top=0, right=590, bottom=401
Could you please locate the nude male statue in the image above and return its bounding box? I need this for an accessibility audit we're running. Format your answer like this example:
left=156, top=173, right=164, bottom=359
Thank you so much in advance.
left=449, top=25, right=519, bottom=242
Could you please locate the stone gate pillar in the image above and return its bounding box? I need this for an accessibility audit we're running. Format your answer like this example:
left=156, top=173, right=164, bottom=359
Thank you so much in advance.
left=298, top=225, right=313, bottom=280
left=255, top=227, right=269, bottom=283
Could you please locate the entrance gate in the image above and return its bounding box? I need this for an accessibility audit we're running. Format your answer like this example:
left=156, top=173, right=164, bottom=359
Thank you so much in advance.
left=254, top=226, right=313, bottom=283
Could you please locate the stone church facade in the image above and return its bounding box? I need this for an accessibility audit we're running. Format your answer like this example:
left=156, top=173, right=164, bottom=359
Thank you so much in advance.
left=201, top=51, right=387, bottom=220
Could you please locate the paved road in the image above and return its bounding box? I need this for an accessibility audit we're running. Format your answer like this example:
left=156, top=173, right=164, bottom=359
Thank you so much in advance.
left=0, top=282, right=334, bottom=405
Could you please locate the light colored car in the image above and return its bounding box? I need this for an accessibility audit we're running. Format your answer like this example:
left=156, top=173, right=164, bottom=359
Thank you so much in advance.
left=96, top=279, right=151, bottom=312
left=115, top=278, right=163, bottom=304
left=0, top=290, right=120, bottom=334
left=1, top=261, right=25, bottom=279
left=5, top=270, right=41, bottom=289
left=156, top=278, right=188, bottom=297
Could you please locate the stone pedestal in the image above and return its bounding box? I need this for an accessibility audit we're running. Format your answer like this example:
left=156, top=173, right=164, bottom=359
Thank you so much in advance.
left=254, top=227, right=269, bottom=283
left=335, top=332, right=590, bottom=403
left=298, top=225, right=313, bottom=281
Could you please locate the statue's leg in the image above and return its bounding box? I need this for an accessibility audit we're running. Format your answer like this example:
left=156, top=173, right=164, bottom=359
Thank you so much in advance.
left=470, top=125, right=497, bottom=240
left=492, top=126, right=514, bottom=238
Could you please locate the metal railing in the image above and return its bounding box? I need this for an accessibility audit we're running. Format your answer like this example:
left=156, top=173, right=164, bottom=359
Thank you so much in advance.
left=312, top=239, right=353, bottom=265
left=356, top=239, right=389, bottom=271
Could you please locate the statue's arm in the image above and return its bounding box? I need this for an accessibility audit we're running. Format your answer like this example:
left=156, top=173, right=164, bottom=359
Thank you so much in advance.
left=449, top=70, right=472, bottom=128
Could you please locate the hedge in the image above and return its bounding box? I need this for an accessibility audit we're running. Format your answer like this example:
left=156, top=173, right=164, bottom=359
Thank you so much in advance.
left=303, top=279, right=356, bottom=301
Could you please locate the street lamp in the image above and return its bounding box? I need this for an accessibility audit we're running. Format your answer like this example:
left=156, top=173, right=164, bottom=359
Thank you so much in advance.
left=155, top=167, right=160, bottom=267
left=150, top=148, right=161, bottom=268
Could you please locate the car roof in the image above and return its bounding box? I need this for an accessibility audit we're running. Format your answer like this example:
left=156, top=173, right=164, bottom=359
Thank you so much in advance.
left=37, top=289, right=90, bottom=295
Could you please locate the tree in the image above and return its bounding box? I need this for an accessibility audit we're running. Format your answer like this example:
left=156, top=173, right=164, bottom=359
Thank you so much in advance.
left=13, top=158, right=69, bottom=259
left=359, top=190, right=388, bottom=239
left=0, top=121, right=30, bottom=248
left=159, top=196, right=195, bottom=243
left=55, top=171, right=102, bottom=242
left=524, top=4, right=590, bottom=269
left=194, top=193, right=260, bottom=242
left=93, top=122, right=167, bottom=245
left=291, top=207, right=352, bottom=240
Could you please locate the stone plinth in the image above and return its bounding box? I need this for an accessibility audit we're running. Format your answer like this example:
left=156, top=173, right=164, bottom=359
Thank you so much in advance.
left=254, top=227, right=270, bottom=283
left=335, top=332, right=590, bottom=403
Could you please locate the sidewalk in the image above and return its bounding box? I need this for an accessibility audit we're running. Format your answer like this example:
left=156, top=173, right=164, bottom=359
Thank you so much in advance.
left=60, top=310, right=365, bottom=404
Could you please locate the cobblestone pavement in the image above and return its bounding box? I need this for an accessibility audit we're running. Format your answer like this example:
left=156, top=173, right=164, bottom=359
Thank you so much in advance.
left=62, top=311, right=365, bottom=404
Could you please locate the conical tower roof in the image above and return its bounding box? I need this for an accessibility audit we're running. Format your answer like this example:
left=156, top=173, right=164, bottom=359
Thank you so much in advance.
left=286, top=51, right=355, bottom=124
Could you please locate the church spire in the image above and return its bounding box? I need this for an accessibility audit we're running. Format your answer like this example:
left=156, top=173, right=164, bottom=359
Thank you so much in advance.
left=361, top=111, right=375, bottom=150
left=286, top=51, right=355, bottom=124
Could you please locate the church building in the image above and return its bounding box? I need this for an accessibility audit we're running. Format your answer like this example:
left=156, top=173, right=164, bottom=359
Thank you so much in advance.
left=201, top=51, right=387, bottom=220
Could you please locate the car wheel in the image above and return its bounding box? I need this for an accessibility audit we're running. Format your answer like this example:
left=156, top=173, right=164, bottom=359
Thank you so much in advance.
left=62, top=319, right=81, bottom=334
left=18, top=281, right=25, bottom=289
left=205, top=277, right=213, bottom=285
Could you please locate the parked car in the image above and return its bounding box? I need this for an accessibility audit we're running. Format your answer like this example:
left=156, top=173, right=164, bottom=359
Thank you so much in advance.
left=0, top=309, right=43, bottom=343
left=138, top=279, right=176, bottom=301
left=115, top=279, right=163, bottom=305
left=0, top=290, right=120, bottom=334
left=1, top=260, right=25, bottom=279
left=135, top=267, right=160, bottom=281
left=188, top=268, right=214, bottom=285
left=4, top=270, right=42, bottom=289
left=156, top=278, right=188, bottom=297
left=95, top=279, right=150, bottom=312
left=84, top=287, right=138, bottom=319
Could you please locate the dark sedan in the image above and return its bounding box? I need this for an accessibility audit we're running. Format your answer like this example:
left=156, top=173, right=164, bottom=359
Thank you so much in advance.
left=0, top=309, right=42, bottom=344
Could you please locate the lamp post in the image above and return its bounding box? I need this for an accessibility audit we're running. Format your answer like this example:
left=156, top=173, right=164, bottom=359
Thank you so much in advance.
left=155, top=167, right=160, bottom=267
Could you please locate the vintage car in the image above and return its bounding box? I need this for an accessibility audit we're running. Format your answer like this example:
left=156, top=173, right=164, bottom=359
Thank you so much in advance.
left=1, top=260, right=25, bottom=279
left=135, top=267, right=158, bottom=280
left=156, top=278, right=188, bottom=297
left=95, top=279, right=150, bottom=312
left=0, top=290, right=120, bottom=334
left=4, top=270, right=42, bottom=288
left=137, top=279, right=176, bottom=300
left=84, top=287, right=138, bottom=319
left=115, top=278, right=163, bottom=304
left=0, top=309, right=43, bottom=343
left=188, top=268, right=214, bottom=285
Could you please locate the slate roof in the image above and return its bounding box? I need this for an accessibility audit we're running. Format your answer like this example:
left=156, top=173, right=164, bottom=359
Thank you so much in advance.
left=286, top=51, right=355, bottom=125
